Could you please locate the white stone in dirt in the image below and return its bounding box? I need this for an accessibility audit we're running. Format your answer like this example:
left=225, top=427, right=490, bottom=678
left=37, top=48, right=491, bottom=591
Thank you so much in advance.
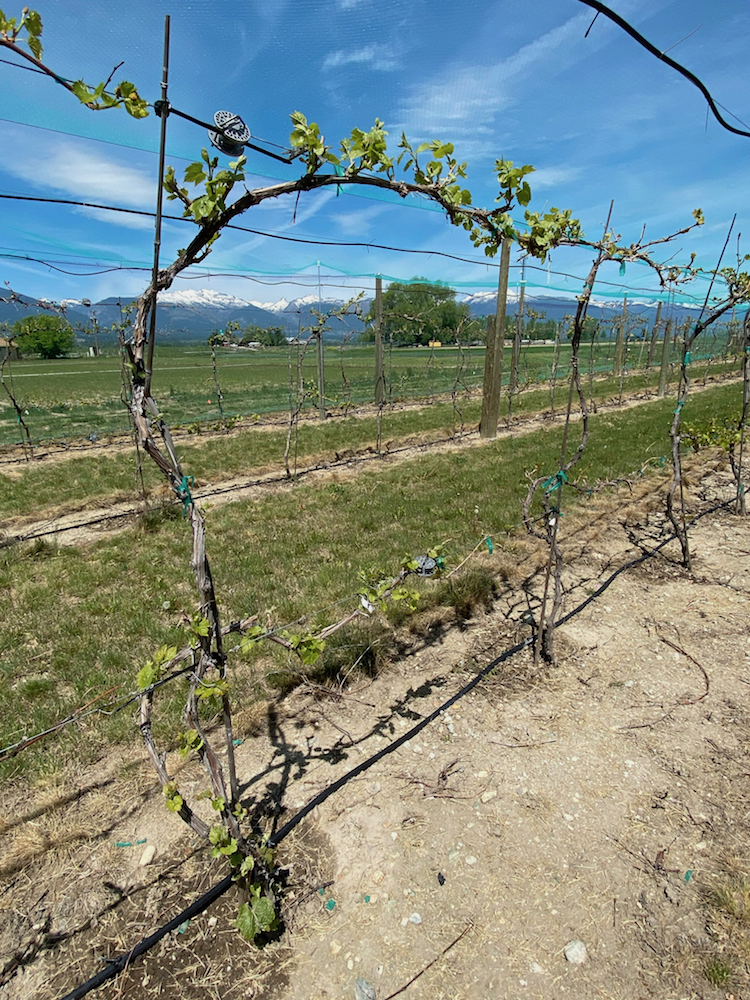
left=563, top=939, right=588, bottom=964
left=481, top=789, right=497, bottom=803
left=409, top=912, right=422, bottom=924
left=139, top=845, right=156, bottom=866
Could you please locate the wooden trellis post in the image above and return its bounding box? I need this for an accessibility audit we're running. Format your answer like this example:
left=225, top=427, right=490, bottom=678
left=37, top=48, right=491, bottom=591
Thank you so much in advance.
left=613, top=296, right=627, bottom=375
left=374, top=275, right=385, bottom=405
left=479, top=237, right=511, bottom=439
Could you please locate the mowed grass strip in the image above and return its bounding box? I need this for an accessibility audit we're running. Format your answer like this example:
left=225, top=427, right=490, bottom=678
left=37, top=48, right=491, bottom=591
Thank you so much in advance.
left=0, top=380, right=740, bottom=780
left=1, top=355, right=740, bottom=523
left=0, top=337, right=732, bottom=448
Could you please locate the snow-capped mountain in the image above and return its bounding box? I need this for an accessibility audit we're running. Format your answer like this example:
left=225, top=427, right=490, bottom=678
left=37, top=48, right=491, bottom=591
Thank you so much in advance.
left=249, top=294, right=342, bottom=313
left=158, top=290, right=252, bottom=310
left=2, top=285, right=711, bottom=343
left=249, top=297, right=290, bottom=313
left=461, top=289, right=522, bottom=309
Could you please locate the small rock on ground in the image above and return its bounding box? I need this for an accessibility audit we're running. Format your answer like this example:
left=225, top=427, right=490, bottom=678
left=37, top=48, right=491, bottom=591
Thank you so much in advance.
left=563, top=939, right=588, bottom=965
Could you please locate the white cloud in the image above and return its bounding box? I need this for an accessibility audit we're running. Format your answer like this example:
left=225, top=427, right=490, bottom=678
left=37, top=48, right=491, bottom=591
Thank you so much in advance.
left=529, top=165, right=583, bottom=191
left=329, top=204, right=385, bottom=236
left=0, top=138, right=155, bottom=211
left=396, top=13, right=593, bottom=152
left=393, top=3, right=668, bottom=158
left=323, top=43, right=401, bottom=72
left=76, top=206, right=155, bottom=231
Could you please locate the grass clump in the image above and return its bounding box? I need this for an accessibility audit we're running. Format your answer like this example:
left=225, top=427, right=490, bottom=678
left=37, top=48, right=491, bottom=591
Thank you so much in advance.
left=704, top=956, right=733, bottom=988
left=697, top=867, right=750, bottom=992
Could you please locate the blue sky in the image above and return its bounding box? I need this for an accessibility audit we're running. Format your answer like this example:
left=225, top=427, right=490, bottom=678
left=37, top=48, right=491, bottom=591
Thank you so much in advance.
left=1, top=0, right=748, bottom=307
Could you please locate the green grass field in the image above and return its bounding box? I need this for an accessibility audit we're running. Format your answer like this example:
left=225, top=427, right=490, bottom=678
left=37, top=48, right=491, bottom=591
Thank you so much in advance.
left=0, top=354, right=741, bottom=523
left=0, top=378, right=743, bottom=780
left=0, top=333, right=733, bottom=448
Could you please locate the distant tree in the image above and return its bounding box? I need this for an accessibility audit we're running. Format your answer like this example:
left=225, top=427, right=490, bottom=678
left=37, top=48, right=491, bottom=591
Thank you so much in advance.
left=365, top=278, right=479, bottom=346
left=241, top=325, right=286, bottom=346
left=13, top=314, right=75, bottom=358
left=574, top=316, right=599, bottom=342
left=520, top=308, right=555, bottom=341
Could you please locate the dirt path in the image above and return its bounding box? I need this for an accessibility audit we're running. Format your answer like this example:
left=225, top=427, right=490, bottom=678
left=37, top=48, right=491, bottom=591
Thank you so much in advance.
left=1, top=377, right=737, bottom=548
left=2, top=459, right=749, bottom=1000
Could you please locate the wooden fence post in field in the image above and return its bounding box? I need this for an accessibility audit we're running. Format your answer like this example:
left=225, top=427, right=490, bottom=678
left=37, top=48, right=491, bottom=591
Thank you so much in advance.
left=658, top=318, right=673, bottom=396
left=316, top=328, right=326, bottom=420
left=480, top=237, right=511, bottom=439
left=613, top=296, right=627, bottom=376
left=374, top=275, right=385, bottom=406
left=507, top=264, right=525, bottom=425
left=647, top=300, right=662, bottom=369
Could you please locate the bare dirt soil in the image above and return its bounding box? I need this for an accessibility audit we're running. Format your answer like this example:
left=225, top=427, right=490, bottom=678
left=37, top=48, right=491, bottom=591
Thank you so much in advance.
left=2, top=456, right=750, bottom=1000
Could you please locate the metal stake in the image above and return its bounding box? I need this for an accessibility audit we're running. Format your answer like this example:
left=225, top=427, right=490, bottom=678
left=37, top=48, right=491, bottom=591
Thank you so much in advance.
left=145, top=14, right=170, bottom=397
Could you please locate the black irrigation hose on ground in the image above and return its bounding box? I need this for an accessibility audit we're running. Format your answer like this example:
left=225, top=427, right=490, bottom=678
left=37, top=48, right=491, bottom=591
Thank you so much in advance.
left=56, top=490, right=748, bottom=1000
left=58, top=874, right=234, bottom=1000
left=58, top=635, right=531, bottom=1000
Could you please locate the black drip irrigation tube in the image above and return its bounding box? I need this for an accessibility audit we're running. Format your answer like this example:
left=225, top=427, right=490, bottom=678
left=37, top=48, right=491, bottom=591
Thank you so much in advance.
left=56, top=491, right=747, bottom=1000
left=59, top=636, right=531, bottom=1000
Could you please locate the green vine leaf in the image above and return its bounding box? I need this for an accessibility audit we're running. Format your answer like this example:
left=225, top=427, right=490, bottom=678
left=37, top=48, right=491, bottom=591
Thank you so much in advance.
left=236, top=886, right=278, bottom=942
left=69, top=77, right=148, bottom=118
left=238, top=855, right=255, bottom=878
left=196, top=678, right=230, bottom=701
left=163, top=781, right=183, bottom=813
left=178, top=728, right=204, bottom=759
left=239, top=624, right=266, bottom=653
left=0, top=6, right=42, bottom=58
left=282, top=630, right=327, bottom=666
left=189, top=613, right=211, bottom=638
left=137, top=644, right=178, bottom=690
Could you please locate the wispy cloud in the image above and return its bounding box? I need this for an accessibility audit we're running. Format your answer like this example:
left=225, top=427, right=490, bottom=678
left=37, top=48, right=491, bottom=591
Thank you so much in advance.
left=329, top=204, right=386, bottom=236
left=221, top=188, right=337, bottom=258
left=396, top=15, right=591, bottom=151
left=529, top=165, right=583, bottom=191
left=393, top=6, right=655, bottom=158
left=77, top=206, right=154, bottom=231
left=0, top=137, right=155, bottom=212
left=323, top=43, right=402, bottom=72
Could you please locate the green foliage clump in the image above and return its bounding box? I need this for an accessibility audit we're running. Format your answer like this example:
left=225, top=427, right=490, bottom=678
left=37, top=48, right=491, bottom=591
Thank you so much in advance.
left=136, top=644, right=178, bottom=690
left=0, top=7, right=147, bottom=116
left=236, top=885, right=279, bottom=942
left=70, top=78, right=148, bottom=118
left=13, top=315, right=75, bottom=359
left=240, top=325, right=287, bottom=347
left=364, top=278, right=480, bottom=346
left=163, top=781, right=183, bottom=813
left=683, top=415, right=741, bottom=453
left=164, top=149, right=246, bottom=228
left=704, top=956, right=733, bottom=988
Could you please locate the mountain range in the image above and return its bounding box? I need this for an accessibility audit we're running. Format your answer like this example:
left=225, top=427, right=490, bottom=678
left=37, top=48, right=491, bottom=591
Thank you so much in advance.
left=0, top=287, right=707, bottom=344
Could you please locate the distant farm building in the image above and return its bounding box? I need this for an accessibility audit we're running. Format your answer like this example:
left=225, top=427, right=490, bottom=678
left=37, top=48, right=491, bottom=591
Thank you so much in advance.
left=0, top=337, right=19, bottom=361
